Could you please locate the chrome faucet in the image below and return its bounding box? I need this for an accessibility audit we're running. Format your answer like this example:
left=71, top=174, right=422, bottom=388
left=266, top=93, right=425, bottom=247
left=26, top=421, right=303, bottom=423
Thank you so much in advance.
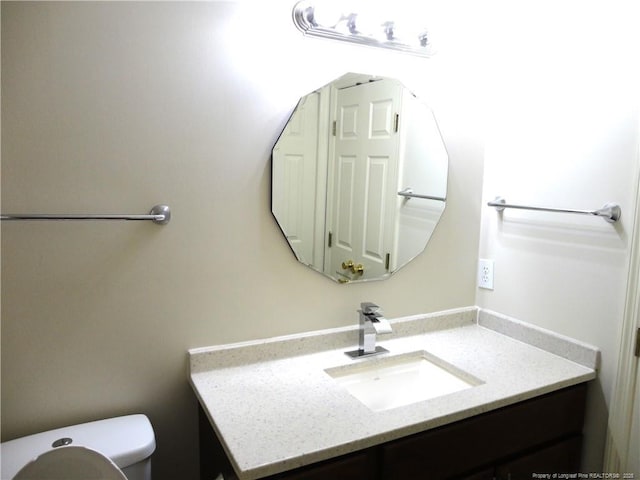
left=346, top=302, right=393, bottom=358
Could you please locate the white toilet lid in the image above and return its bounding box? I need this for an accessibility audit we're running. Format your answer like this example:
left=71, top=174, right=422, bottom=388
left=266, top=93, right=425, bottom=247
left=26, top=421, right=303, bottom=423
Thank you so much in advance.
left=13, top=446, right=127, bottom=480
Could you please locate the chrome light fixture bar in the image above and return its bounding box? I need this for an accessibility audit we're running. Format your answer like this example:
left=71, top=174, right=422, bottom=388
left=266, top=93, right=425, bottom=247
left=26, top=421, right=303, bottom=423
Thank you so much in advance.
left=292, top=0, right=433, bottom=57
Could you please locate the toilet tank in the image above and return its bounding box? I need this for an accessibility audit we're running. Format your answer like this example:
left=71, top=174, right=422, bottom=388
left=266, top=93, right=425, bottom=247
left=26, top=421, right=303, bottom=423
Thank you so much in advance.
left=0, top=414, right=156, bottom=480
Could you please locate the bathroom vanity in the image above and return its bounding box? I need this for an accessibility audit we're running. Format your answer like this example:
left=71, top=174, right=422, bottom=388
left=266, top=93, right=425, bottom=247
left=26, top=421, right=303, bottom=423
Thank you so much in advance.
left=189, top=307, right=598, bottom=480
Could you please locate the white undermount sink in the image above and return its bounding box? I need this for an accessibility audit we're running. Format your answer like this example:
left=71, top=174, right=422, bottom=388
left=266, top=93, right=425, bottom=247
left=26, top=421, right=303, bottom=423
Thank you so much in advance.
left=325, top=351, right=483, bottom=412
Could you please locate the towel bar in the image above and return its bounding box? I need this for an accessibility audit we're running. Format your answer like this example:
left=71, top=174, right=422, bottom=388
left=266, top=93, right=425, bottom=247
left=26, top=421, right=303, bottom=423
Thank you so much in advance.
left=1, top=204, right=171, bottom=225
left=488, top=197, right=620, bottom=223
left=398, top=188, right=446, bottom=202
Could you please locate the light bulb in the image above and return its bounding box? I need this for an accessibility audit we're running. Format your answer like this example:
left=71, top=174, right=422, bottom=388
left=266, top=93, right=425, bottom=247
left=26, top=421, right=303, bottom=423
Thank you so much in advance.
left=311, top=1, right=352, bottom=29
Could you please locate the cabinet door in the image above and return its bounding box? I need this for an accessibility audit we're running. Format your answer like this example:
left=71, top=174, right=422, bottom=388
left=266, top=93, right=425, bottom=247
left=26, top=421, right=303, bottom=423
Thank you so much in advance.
left=495, top=435, right=582, bottom=480
left=271, top=450, right=377, bottom=480
left=456, top=467, right=495, bottom=480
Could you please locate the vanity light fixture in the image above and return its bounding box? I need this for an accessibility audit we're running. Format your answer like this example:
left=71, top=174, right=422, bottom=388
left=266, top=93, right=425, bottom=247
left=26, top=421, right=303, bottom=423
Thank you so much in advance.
left=292, top=0, right=433, bottom=57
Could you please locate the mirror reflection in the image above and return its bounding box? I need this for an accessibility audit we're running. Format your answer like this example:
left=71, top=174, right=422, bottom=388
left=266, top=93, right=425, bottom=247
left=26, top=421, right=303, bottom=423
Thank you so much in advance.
left=272, top=73, right=448, bottom=283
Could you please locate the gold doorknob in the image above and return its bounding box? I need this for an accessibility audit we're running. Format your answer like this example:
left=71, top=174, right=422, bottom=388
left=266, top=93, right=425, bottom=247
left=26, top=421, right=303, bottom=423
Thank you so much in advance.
left=342, top=260, right=364, bottom=275
left=342, top=260, right=354, bottom=270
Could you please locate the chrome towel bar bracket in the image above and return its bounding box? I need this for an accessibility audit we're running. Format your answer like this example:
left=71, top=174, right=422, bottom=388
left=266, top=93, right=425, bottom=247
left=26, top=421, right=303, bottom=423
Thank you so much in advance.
left=0, top=204, right=171, bottom=225
left=488, top=197, right=620, bottom=223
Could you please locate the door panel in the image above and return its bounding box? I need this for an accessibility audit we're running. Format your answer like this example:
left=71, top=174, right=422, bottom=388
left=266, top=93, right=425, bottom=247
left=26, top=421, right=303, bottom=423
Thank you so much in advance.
left=362, top=156, right=390, bottom=273
left=280, top=154, right=304, bottom=245
left=370, top=99, right=395, bottom=138
left=271, top=94, right=319, bottom=265
left=340, top=104, right=359, bottom=139
left=335, top=156, right=356, bottom=252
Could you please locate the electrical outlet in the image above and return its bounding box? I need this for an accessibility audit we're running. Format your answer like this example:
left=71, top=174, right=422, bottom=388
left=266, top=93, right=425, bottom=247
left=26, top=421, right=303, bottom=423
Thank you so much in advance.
left=478, top=259, right=494, bottom=290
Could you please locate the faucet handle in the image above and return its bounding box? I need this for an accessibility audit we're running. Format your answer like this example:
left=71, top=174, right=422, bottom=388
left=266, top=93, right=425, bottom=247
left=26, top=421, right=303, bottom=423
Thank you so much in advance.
left=360, top=302, right=381, bottom=314
left=372, top=317, right=393, bottom=334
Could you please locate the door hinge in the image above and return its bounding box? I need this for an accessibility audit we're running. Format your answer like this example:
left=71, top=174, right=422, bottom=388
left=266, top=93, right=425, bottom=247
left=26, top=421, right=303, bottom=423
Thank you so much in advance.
left=635, top=327, right=640, bottom=357
left=385, top=253, right=390, bottom=271
left=328, top=231, right=332, bottom=247
left=332, top=121, right=337, bottom=136
left=394, top=113, right=399, bottom=133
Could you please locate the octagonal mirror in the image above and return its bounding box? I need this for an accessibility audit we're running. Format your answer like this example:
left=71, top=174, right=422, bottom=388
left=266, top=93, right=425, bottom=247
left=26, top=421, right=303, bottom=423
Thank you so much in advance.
left=272, top=73, right=448, bottom=283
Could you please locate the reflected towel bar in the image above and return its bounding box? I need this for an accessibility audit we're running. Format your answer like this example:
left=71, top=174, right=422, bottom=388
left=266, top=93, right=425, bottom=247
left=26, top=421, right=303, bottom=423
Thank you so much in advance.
left=488, top=197, right=620, bottom=223
left=0, top=204, right=171, bottom=225
left=398, top=188, right=446, bottom=202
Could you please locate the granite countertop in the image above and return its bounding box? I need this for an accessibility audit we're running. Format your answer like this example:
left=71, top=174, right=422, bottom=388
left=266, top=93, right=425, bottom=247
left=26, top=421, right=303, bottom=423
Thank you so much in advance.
left=188, top=307, right=599, bottom=480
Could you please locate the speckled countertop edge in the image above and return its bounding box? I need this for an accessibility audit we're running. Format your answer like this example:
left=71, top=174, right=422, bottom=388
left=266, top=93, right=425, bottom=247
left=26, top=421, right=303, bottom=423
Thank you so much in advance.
left=189, top=307, right=599, bottom=480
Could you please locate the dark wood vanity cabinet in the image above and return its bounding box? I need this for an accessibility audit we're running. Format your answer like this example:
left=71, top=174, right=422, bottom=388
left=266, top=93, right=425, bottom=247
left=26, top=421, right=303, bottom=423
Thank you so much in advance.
left=199, top=383, right=587, bottom=480
left=453, top=435, right=582, bottom=479
left=380, top=383, right=586, bottom=479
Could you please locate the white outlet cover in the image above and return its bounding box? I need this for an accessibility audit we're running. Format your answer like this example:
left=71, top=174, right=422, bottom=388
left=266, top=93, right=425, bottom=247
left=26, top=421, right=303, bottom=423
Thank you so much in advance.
left=478, top=259, right=494, bottom=290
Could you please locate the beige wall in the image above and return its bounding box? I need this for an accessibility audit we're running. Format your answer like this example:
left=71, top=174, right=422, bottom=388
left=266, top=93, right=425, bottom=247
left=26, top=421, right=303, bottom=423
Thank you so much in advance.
left=477, top=1, right=640, bottom=471
left=1, top=2, right=485, bottom=479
